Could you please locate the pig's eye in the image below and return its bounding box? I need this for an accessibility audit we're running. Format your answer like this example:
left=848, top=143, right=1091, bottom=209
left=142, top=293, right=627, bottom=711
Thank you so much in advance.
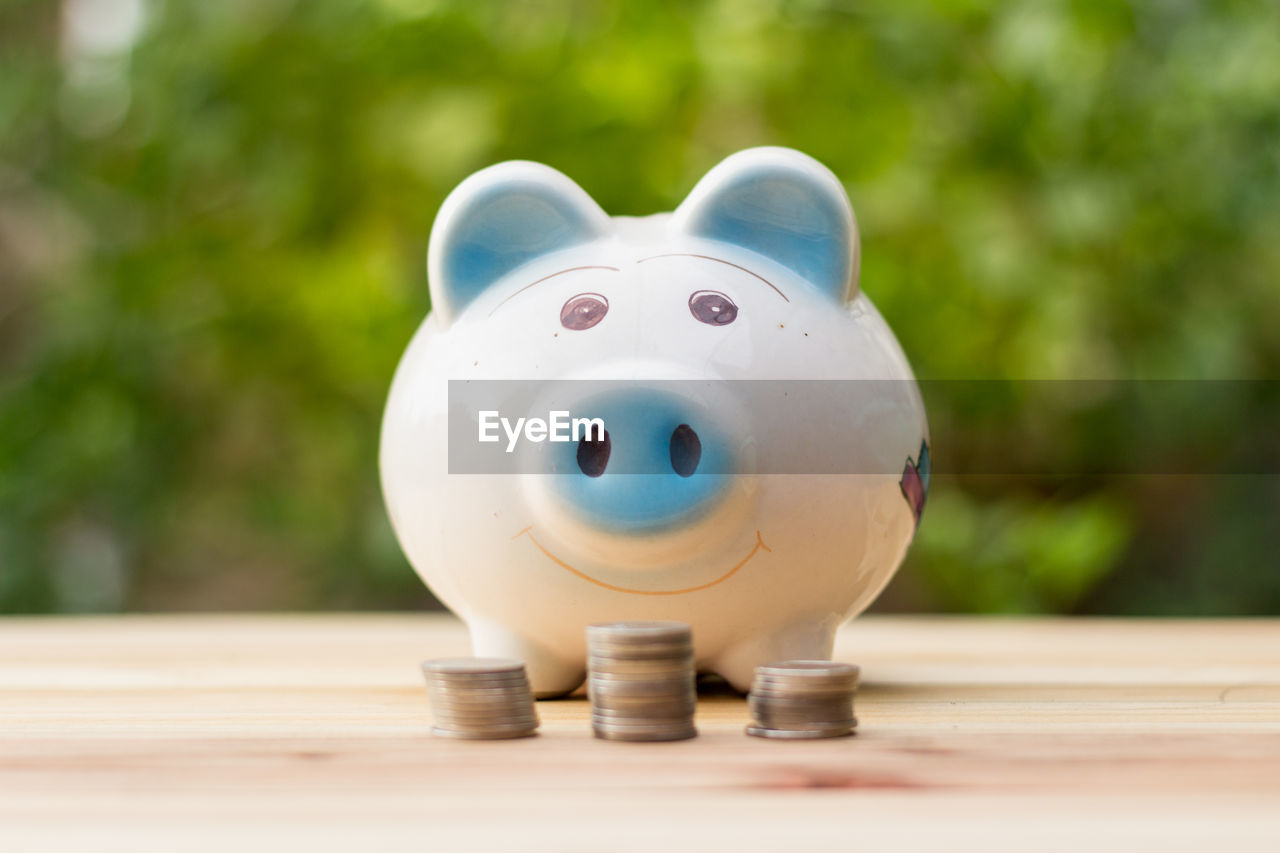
left=560, top=293, right=609, bottom=331
left=689, top=290, right=738, bottom=326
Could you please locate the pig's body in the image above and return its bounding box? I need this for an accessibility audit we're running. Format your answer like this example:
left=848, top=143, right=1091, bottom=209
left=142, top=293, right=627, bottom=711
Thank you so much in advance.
left=380, top=148, right=928, bottom=694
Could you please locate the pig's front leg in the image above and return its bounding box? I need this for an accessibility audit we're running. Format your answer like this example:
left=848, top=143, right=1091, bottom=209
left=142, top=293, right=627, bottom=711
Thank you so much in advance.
left=711, top=619, right=839, bottom=693
left=467, top=618, right=586, bottom=698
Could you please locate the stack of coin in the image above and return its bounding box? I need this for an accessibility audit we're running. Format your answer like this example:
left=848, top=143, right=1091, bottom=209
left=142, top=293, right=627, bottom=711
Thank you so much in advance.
left=586, top=621, right=697, bottom=742
left=421, top=657, right=539, bottom=739
left=746, top=660, right=860, bottom=739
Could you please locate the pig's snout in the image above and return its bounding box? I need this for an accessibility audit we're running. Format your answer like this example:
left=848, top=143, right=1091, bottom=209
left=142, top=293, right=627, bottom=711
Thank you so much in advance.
left=546, top=387, right=737, bottom=535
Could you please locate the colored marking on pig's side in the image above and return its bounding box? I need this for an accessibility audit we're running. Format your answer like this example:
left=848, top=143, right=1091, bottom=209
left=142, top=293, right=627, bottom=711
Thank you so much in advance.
left=899, top=438, right=930, bottom=526
left=512, top=526, right=770, bottom=596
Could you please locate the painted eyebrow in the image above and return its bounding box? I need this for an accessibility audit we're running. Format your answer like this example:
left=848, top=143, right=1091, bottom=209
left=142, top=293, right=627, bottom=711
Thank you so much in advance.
left=636, top=253, right=789, bottom=302
left=488, top=265, right=620, bottom=316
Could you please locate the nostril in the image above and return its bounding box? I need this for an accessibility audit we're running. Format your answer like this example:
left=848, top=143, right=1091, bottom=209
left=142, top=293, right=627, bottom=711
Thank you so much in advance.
left=576, top=429, right=611, bottom=478
left=669, top=424, right=701, bottom=477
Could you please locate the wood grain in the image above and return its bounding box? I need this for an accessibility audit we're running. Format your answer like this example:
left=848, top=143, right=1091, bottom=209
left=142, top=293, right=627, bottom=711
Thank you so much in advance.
left=1, top=614, right=1278, bottom=851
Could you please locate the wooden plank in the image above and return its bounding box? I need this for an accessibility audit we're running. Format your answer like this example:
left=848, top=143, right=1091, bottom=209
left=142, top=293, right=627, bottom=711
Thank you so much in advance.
left=1, top=614, right=1278, bottom=851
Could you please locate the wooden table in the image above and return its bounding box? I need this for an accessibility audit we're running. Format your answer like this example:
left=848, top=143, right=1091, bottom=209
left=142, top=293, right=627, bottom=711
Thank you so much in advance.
left=2, top=615, right=1278, bottom=851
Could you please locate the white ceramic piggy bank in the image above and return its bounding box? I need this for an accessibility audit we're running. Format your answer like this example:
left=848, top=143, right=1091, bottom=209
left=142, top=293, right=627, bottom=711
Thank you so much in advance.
left=381, top=147, right=928, bottom=695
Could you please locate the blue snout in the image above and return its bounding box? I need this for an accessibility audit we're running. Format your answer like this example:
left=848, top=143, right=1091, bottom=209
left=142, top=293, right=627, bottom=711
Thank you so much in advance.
left=547, top=389, right=734, bottom=534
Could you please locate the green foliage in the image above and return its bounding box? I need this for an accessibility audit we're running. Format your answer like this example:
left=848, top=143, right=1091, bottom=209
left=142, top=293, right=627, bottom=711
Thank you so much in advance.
left=911, top=487, right=1130, bottom=614
left=1, top=0, right=1277, bottom=613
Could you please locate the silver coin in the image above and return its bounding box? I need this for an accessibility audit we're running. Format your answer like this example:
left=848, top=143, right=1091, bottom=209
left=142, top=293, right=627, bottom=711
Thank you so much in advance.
left=588, top=656, right=694, bottom=670
left=751, top=682, right=857, bottom=694
left=430, top=692, right=530, bottom=702
left=589, top=699, right=695, bottom=714
left=428, top=689, right=531, bottom=702
left=588, top=677, right=694, bottom=690
left=590, top=688, right=695, bottom=702
left=587, top=635, right=693, bottom=649
left=435, top=712, right=540, bottom=722
left=752, top=673, right=858, bottom=686
left=430, top=706, right=538, bottom=720
left=589, top=656, right=692, bottom=668
left=422, top=667, right=529, bottom=679
left=747, top=686, right=860, bottom=701
left=432, top=706, right=537, bottom=722
left=590, top=691, right=695, bottom=706
left=591, top=717, right=696, bottom=737
left=750, top=713, right=856, bottom=729
left=427, top=684, right=536, bottom=698
left=587, top=631, right=692, bottom=644
left=435, top=719, right=541, bottom=732
left=751, top=688, right=850, bottom=697
left=588, top=675, right=694, bottom=688
left=751, top=688, right=856, bottom=704
left=590, top=686, right=693, bottom=698
left=590, top=708, right=697, bottom=723
left=430, top=702, right=533, bottom=716
left=587, top=650, right=692, bottom=664
left=752, top=675, right=856, bottom=689
left=422, top=657, right=527, bottom=675
left=589, top=688, right=693, bottom=701
left=749, top=686, right=853, bottom=697
left=591, top=725, right=698, bottom=739
left=749, top=696, right=854, bottom=711
left=431, top=711, right=538, bottom=724
left=593, top=730, right=697, bottom=743
left=430, top=699, right=537, bottom=713
left=425, top=683, right=531, bottom=695
left=590, top=713, right=696, bottom=728
left=588, top=677, right=692, bottom=690
left=588, top=636, right=692, bottom=649
left=587, top=621, right=691, bottom=640
left=426, top=686, right=530, bottom=700
left=429, top=696, right=531, bottom=708
left=429, top=701, right=535, bottom=715
left=430, top=696, right=535, bottom=708
left=749, top=687, right=850, bottom=699
left=423, top=676, right=530, bottom=691
left=589, top=655, right=694, bottom=667
left=751, top=715, right=854, bottom=728
left=588, top=663, right=695, bottom=675
left=427, top=694, right=536, bottom=708
left=586, top=627, right=691, bottom=653
left=589, top=668, right=692, bottom=679
left=749, top=698, right=852, bottom=709
left=588, top=636, right=692, bottom=648
left=591, top=709, right=695, bottom=722
left=754, top=660, right=859, bottom=680
left=751, top=683, right=856, bottom=699
left=431, top=725, right=538, bottom=740
left=431, top=703, right=538, bottom=718
left=747, top=712, right=860, bottom=727
left=745, top=724, right=854, bottom=740
left=752, top=660, right=855, bottom=676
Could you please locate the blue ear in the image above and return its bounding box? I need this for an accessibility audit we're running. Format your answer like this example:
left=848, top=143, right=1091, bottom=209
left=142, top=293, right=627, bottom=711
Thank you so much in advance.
left=672, top=148, right=859, bottom=303
left=427, top=162, right=611, bottom=323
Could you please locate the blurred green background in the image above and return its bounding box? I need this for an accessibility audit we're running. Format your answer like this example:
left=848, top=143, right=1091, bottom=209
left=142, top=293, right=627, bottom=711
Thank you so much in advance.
left=2, top=0, right=1277, bottom=615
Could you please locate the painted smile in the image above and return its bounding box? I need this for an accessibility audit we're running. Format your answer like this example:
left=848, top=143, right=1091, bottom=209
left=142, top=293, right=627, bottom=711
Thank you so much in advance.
left=512, top=527, right=771, bottom=596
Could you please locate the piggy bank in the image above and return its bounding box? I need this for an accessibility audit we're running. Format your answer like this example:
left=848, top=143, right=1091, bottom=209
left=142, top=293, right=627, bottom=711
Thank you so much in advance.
left=380, top=147, right=928, bottom=695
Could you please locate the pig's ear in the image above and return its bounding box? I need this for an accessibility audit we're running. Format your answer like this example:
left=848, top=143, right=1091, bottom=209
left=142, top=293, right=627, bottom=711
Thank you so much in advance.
left=671, top=148, right=859, bottom=303
left=427, top=162, right=611, bottom=324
